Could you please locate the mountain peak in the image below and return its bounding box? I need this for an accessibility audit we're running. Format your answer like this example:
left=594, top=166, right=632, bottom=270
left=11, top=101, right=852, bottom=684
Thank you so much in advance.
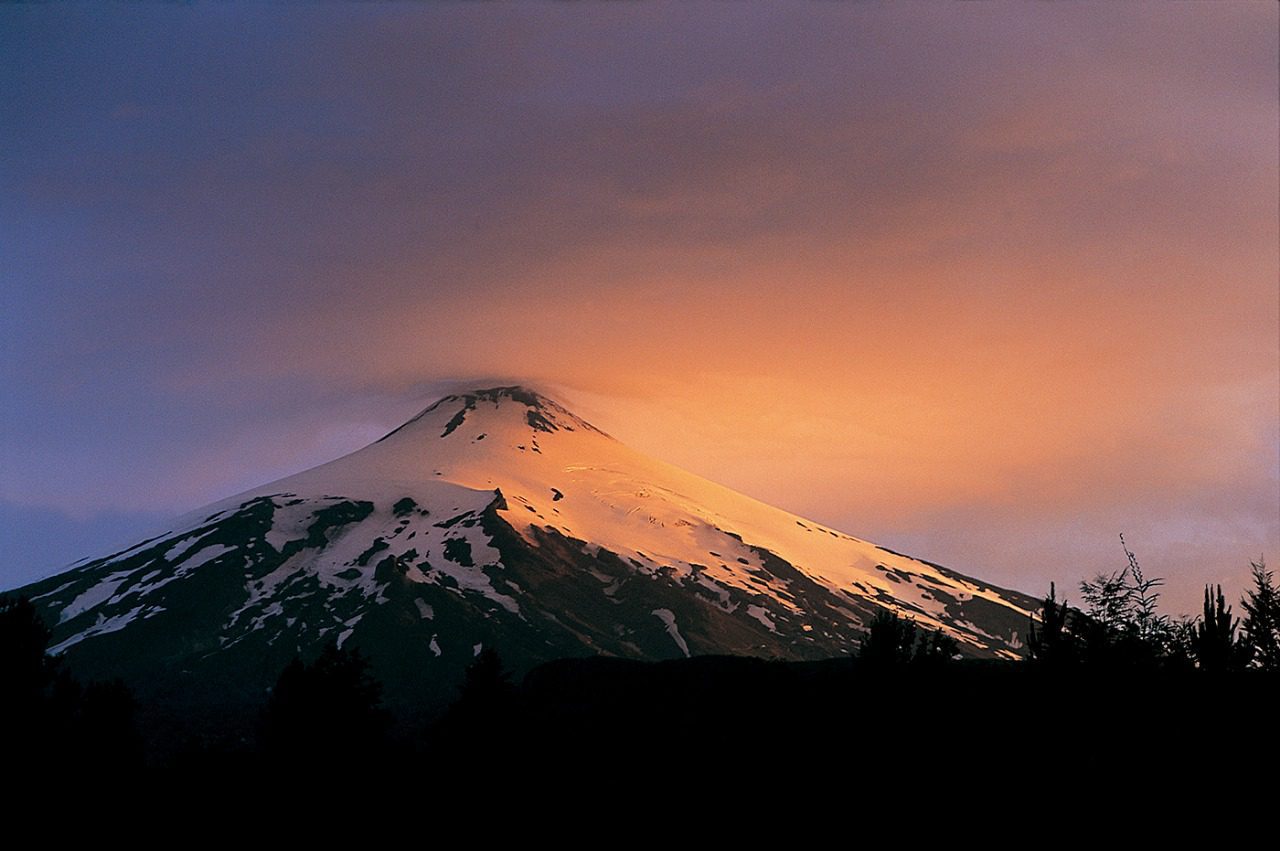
left=14, top=380, right=1039, bottom=724
left=442, top=385, right=552, bottom=409
left=378, top=384, right=608, bottom=445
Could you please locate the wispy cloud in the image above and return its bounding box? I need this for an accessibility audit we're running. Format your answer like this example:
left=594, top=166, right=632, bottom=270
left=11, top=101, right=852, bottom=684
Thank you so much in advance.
left=2, top=2, right=1275, bottom=611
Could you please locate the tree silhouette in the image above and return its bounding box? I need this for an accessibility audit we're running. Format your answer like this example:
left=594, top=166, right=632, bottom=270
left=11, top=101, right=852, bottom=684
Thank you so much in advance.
left=1121, top=535, right=1174, bottom=651
left=1076, top=537, right=1177, bottom=666
left=1, top=595, right=61, bottom=758
left=858, top=609, right=918, bottom=666
left=1028, top=582, right=1076, bottom=666
left=0, top=595, right=56, bottom=700
left=1163, top=615, right=1199, bottom=671
left=0, top=595, right=141, bottom=772
left=1079, top=569, right=1132, bottom=633
left=1192, top=585, right=1248, bottom=672
left=456, top=646, right=515, bottom=715
left=437, top=646, right=517, bottom=768
left=1241, top=558, right=1279, bottom=671
left=912, top=626, right=959, bottom=667
left=260, top=640, right=389, bottom=768
left=1078, top=570, right=1138, bottom=666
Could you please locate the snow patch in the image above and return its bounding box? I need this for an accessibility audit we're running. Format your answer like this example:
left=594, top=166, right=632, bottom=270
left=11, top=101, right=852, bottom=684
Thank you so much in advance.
left=651, top=608, right=690, bottom=657
left=59, top=571, right=134, bottom=623
left=179, top=543, right=234, bottom=571
left=51, top=606, right=146, bottom=654
left=164, top=530, right=214, bottom=562
left=746, top=604, right=777, bottom=632
left=337, top=614, right=362, bottom=648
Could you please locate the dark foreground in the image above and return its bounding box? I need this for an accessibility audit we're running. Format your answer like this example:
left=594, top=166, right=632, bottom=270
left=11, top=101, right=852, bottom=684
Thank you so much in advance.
left=10, top=652, right=1276, bottom=803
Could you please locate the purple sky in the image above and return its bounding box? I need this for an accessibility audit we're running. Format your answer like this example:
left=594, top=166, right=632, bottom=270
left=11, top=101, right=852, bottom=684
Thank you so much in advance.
left=2, top=3, right=1277, bottom=616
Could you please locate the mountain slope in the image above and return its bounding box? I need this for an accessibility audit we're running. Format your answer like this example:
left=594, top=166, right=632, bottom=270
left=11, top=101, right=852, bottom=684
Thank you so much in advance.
left=14, top=386, right=1039, bottom=711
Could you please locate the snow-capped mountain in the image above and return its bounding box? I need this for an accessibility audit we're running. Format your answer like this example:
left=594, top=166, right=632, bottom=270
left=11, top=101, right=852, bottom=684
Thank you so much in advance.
left=14, top=386, right=1039, bottom=709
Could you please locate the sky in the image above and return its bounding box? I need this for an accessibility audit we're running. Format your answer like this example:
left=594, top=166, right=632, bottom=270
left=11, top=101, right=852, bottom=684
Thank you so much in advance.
left=2, top=2, right=1277, bottom=617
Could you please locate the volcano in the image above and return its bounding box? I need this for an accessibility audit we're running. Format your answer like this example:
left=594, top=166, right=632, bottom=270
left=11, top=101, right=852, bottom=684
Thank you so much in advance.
left=13, top=386, right=1039, bottom=712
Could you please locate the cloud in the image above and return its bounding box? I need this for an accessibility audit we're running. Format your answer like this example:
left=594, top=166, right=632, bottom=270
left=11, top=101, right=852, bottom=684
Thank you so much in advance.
left=1, top=3, right=1275, bottom=610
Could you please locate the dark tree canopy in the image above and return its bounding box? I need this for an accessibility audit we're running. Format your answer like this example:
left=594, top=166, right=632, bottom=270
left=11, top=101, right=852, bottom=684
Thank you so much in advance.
left=459, top=646, right=514, bottom=707
left=858, top=609, right=918, bottom=666
left=0, top=595, right=141, bottom=773
left=0, top=595, right=56, bottom=697
left=856, top=610, right=958, bottom=667
left=260, top=640, right=390, bottom=768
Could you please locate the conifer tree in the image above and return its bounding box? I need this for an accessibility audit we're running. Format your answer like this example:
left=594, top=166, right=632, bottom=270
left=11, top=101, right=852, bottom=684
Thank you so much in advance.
left=0, top=595, right=141, bottom=771
left=261, top=640, right=389, bottom=767
left=0, top=595, right=56, bottom=700
left=1240, top=558, right=1279, bottom=671
left=1028, top=582, right=1076, bottom=665
left=858, top=609, right=918, bottom=665
left=445, top=646, right=517, bottom=747
left=912, top=627, right=959, bottom=667
left=459, top=646, right=514, bottom=708
left=1192, top=585, right=1247, bottom=672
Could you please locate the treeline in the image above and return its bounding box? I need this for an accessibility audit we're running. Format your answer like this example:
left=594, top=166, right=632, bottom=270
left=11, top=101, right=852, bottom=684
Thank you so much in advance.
left=0, top=597, right=143, bottom=776
left=2, top=551, right=1277, bottom=792
left=1025, top=546, right=1278, bottom=671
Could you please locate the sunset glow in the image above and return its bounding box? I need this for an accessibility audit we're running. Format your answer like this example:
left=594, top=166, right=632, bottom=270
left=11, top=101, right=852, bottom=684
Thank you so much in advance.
left=1, top=2, right=1276, bottom=614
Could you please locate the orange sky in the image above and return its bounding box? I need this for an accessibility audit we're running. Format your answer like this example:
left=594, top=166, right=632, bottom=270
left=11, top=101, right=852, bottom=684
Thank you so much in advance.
left=3, top=2, right=1277, bottom=614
